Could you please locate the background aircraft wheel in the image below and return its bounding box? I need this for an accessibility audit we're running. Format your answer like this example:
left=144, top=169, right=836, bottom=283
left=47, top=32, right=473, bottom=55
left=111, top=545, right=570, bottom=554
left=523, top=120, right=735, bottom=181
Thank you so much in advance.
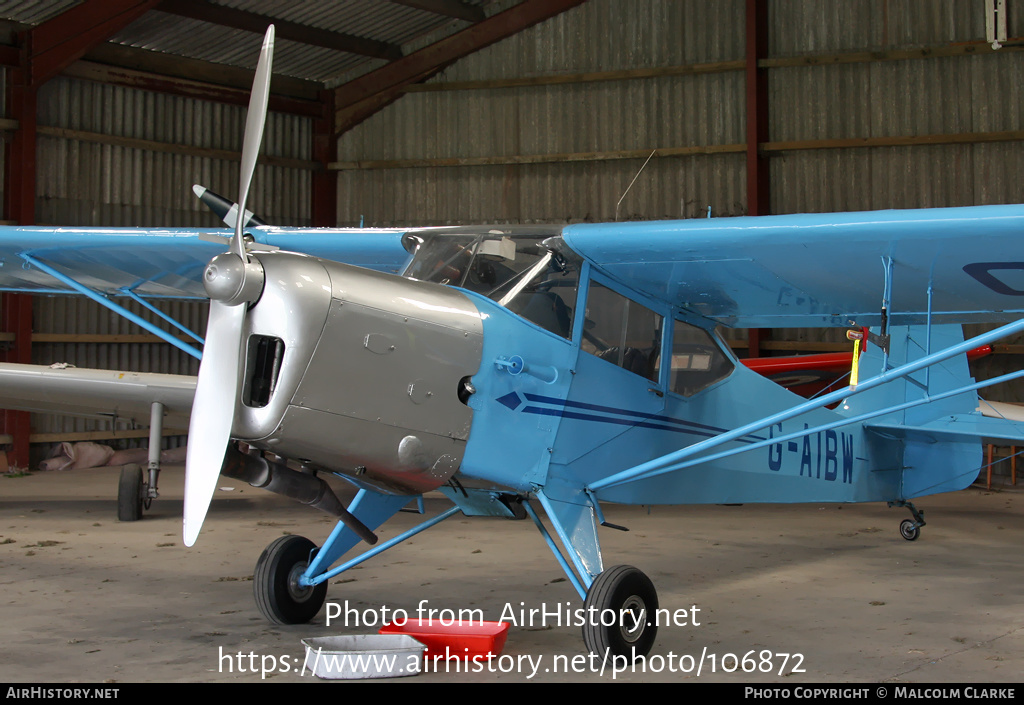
left=117, top=464, right=145, bottom=522
left=254, top=535, right=327, bottom=624
left=899, top=519, right=920, bottom=541
left=582, top=565, right=658, bottom=660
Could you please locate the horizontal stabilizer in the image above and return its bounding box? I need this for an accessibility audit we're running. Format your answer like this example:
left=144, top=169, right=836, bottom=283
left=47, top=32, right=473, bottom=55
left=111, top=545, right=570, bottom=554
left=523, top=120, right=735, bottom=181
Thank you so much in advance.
left=867, top=408, right=1024, bottom=446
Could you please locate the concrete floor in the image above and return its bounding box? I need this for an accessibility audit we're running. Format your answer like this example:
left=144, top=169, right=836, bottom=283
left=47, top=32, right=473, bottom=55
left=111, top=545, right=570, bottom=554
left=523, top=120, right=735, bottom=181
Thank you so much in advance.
left=1, top=464, right=1021, bottom=683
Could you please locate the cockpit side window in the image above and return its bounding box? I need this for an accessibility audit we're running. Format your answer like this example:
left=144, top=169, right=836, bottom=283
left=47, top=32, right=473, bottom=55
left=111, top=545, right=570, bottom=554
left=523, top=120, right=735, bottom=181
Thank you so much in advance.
left=501, top=253, right=578, bottom=339
left=581, top=281, right=663, bottom=384
left=655, top=318, right=734, bottom=397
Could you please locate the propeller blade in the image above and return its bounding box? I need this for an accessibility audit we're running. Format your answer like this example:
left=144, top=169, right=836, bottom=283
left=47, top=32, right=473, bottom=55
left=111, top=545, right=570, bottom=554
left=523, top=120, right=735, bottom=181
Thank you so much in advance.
left=233, top=25, right=275, bottom=259
left=184, top=25, right=275, bottom=547
left=183, top=302, right=246, bottom=546
left=192, top=184, right=266, bottom=227
left=182, top=26, right=274, bottom=545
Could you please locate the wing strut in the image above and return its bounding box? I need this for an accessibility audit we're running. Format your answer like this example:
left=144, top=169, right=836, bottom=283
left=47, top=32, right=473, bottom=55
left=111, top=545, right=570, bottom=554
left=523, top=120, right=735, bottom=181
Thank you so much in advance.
left=589, top=316, right=1024, bottom=493
left=18, top=253, right=203, bottom=360
left=120, top=288, right=205, bottom=344
left=617, top=365, right=1024, bottom=489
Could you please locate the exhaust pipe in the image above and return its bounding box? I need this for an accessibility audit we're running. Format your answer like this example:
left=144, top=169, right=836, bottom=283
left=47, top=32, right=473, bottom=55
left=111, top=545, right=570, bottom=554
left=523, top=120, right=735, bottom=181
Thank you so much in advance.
left=221, top=447, right=378, bottom=545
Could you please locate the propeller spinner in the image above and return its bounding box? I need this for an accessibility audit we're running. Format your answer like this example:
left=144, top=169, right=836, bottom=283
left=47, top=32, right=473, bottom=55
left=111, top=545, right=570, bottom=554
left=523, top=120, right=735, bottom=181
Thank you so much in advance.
left=183, top=25, right=275, bottom=547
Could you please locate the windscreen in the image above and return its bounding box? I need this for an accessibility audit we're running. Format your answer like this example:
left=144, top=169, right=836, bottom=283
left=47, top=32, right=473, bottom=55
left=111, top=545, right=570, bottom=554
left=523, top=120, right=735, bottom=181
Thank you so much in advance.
left=403, top=233, right=580, bottom=339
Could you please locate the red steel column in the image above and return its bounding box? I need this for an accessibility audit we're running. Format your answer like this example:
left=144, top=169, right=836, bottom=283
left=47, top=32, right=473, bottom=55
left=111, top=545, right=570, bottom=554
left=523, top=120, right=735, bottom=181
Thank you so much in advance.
left=312, top=89, right=338, bottom=227
left=745, top=0, right=770, bottom=217
left=2, top=31, right=37, bottom=468
left=745, top=0, right=770, bottom=357
left=1, top=295, right=33, bottom=469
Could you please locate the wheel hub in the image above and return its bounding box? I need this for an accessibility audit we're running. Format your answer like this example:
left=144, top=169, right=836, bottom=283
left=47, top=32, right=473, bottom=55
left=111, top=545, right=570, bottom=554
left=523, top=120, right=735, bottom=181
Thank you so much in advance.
left=618, top=595, right=647, bottom=643
left=286, top=562, right=314, bottom=603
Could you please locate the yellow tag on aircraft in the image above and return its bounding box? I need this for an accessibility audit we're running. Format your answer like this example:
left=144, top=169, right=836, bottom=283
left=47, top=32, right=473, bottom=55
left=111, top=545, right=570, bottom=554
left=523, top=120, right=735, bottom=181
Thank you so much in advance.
left=846, top=329, right=865, bottom=389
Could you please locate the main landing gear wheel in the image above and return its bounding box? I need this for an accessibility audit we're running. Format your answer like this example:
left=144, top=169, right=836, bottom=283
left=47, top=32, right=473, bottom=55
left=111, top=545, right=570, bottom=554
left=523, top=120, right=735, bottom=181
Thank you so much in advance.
left=582, top=565, right=658, bottom=660
left=117, top=464, right=145, bottom=522
left=254, top=535, right=327, bottom=624
left=899, top=519, right=920, bottom=541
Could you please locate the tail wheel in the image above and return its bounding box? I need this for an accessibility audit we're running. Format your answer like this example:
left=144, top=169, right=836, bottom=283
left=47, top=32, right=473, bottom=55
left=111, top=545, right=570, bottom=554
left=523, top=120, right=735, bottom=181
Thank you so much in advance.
left=254, top=535, right=327, bottom=624
left=117, top=464, right=145, bottom=522
left=582, top=565, right=658, bottom=660
left=900, top=519, right=920, bottom=541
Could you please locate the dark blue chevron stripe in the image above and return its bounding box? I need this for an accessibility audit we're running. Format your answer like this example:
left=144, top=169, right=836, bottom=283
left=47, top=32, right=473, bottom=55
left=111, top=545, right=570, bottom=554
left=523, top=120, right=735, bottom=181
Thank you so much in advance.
left=496, top=391, right=765, bottom=444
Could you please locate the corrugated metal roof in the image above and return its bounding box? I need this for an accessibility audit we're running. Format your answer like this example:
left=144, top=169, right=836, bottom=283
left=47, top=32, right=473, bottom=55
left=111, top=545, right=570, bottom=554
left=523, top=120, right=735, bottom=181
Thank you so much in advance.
left=0, top=0, right=79, bottom=25
left=0, top=0, right=501, bottom=83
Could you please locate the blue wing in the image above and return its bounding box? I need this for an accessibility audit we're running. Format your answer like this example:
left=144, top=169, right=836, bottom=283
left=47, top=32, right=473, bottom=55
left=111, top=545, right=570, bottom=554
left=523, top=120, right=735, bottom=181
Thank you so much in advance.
left=563, top=204, right=1024, bottom=327
left=0, top=225, right=411, bottom=298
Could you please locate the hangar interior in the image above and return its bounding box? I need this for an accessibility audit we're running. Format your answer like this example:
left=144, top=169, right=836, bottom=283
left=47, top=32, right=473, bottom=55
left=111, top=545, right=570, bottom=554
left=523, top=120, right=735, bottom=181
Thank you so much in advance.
left=0, top=0, right=1022, bottom=480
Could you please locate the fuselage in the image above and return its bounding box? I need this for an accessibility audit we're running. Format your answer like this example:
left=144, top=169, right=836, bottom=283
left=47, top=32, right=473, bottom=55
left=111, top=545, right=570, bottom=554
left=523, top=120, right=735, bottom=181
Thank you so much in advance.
left=228, top=227, right=981, bottom=506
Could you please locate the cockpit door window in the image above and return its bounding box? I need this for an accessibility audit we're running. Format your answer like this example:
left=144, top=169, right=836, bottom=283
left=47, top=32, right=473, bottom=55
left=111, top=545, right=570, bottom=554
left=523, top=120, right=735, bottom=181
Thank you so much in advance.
left=655, top=318, right=735, bottom=397
left=581, top=280, right=664, bottom=384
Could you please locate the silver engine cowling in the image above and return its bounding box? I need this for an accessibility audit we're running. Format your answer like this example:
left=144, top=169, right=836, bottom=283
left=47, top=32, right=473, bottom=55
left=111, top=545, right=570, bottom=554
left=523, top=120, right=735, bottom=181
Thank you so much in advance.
left=232, top=251, right=484, bottom=495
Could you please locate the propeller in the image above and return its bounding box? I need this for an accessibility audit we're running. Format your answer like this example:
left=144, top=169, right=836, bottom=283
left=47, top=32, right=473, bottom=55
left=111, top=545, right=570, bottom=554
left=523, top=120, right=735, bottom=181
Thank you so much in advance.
left=192, top=184, right=267, bottom=228
left=184, top=25, right=275, bottom=547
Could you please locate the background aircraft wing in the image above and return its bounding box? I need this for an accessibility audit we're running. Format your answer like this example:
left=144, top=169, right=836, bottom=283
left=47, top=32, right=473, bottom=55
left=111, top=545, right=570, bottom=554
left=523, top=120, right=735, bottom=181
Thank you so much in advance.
left=0, top=226, right=409, bottom=434
left=562, top=204, right=1024, bottom=328
left=0, top=362, right=195, bottom=426
left=0, top=226, right=410, bottom=298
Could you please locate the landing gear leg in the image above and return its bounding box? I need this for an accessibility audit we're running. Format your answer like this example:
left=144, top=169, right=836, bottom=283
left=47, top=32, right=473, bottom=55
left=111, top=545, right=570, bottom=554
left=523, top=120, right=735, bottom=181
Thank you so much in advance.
left=118, top=402, right=164, bottom=521
left=254, top=535, right=328, bottom=624
left=889, top=500, right=925, bottom=541
left=582, top=565, right=659, bottom=660
left=144, top=401, right=163, bottom=511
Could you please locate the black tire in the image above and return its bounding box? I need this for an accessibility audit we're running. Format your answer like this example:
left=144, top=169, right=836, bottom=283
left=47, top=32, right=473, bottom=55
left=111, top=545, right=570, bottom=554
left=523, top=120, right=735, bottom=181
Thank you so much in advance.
left=582, top=565, right=658, bottom=661
left=900, top=519, right=920, bottom=541
left=254, top=535, right=327, bottom=624
left=117, top=464, right=145, bottom=522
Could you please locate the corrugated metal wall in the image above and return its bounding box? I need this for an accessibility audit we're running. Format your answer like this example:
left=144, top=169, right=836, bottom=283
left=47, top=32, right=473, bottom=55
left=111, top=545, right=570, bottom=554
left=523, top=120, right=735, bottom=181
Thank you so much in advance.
left=338, top=0, right=747, bottom=225
left=35, top=76, right=313, bottom=226
left=770, top=30, right=1024, bottom=211
left=337, top=0, right=1024, bottom=221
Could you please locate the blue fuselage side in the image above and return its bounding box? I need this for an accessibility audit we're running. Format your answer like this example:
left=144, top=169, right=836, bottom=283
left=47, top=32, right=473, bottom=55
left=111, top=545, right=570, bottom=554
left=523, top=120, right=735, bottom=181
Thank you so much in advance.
left=458, top=278, right=982, bottom=506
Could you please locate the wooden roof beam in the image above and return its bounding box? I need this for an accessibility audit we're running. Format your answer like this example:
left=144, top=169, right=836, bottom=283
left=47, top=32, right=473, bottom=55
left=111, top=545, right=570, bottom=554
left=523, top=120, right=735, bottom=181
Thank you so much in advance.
left=65, top=57, right=323, bottom=118
left=81, top=41, right=323, bottom=101
left=386, top=0, right=487, bottom=23
left=27, top=0, right=161, bottom=86
left=334, top=0, right=587, bottom=134
left=157, top=0, right=403, bottom=60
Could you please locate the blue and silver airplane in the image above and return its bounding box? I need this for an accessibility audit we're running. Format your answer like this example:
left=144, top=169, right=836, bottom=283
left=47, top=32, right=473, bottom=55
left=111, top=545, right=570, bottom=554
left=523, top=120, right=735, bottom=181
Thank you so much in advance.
left=3, top=27, right=1024, bottom=659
